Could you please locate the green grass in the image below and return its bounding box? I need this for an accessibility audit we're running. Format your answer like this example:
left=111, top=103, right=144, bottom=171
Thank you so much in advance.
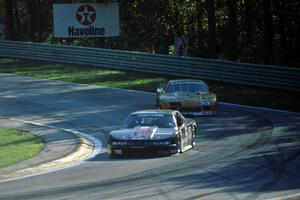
left=0, top=128, right=44, bottom=168
left=0, top=58, right=298, bottom=112
left=0, top=58, right=168, bottom=91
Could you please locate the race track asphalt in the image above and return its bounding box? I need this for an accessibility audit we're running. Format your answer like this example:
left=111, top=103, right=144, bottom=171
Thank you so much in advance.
left=0, top=73, right=299, bottom=200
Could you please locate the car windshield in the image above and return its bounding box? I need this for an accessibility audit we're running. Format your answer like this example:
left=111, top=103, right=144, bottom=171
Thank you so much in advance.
left=122, top=113, right=175, bottom=128
left=165, top=81, right=208, bottom=94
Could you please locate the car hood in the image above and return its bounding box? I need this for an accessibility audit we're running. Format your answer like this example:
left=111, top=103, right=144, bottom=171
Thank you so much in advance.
left=109, top=126, right=176, bottom=140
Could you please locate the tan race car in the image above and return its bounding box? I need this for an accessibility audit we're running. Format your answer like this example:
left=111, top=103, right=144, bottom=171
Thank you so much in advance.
left=156, top=80, right=218, bottom=115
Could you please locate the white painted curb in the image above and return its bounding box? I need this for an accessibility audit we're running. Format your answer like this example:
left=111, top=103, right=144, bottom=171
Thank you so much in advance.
left=0, top=118, right=102, bottom=182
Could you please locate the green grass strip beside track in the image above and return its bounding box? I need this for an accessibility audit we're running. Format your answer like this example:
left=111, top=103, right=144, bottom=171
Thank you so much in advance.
left=0, top=128, right=44, bottom=168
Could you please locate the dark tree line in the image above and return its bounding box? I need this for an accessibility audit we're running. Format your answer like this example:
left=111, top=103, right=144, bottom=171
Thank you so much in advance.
left=1, top=0, right=299, bottom=67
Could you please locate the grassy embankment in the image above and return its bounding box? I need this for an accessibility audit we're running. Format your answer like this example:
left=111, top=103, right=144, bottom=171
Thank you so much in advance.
left=0, top=58, right=298, bottom=112
left=0, top=128, right=44, bottom=168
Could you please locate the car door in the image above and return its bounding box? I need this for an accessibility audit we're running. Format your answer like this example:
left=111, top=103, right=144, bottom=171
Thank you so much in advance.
left=179, top=113, right=195, bottom=148
left=185, top=123, right=194, bottom=147
left=175, top=112, right=188, bottom=150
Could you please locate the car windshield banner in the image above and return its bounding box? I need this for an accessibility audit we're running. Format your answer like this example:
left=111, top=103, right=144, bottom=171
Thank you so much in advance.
left=130, top=126, right=158, bottom=140
left=53, top=3, right=119, bottom=38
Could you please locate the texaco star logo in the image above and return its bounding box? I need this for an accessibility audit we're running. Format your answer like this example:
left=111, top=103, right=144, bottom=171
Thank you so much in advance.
left=76, top=5, right=96, bottom=26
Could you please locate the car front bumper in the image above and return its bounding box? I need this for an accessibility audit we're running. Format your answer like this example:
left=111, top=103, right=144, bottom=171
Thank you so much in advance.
left=160, top=101, right=218, bottom=115
left=108, top=143, right=178, bottom=156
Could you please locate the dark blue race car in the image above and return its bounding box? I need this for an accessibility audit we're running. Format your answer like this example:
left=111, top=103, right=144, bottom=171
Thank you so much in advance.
left=108, top=109, right=197, bottom=157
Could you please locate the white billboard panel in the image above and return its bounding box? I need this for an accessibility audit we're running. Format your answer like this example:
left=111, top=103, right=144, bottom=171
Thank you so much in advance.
left=53, top=3, right=119, bottom=38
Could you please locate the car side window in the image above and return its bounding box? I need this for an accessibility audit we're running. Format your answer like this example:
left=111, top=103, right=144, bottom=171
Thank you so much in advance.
left=164, top=82, right=171, bottom=93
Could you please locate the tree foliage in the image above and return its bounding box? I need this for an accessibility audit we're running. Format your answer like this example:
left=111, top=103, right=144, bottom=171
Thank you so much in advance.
left=1, top=0, right=299, bottom=67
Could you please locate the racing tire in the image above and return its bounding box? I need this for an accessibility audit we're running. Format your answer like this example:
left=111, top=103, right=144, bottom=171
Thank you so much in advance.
left=191, top=126, right=197, bottom=148
left=176, top=135, right=184, bottom=153
left=191, top=132, right=196, bottom=148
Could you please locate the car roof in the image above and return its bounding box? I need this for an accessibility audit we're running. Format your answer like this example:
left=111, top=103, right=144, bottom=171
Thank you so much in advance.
left=167, top=79, right=205, bottom=84
left=132, top=109, right=177, bottom=115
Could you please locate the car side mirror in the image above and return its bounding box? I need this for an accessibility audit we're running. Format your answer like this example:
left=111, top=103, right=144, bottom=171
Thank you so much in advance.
left=157, top=87, right=164, bottom=94
left=177, top=120, right=183, bottom=127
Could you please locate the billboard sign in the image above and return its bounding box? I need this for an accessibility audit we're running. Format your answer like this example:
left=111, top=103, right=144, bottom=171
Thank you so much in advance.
left=53, top=3, right=119, bottom=38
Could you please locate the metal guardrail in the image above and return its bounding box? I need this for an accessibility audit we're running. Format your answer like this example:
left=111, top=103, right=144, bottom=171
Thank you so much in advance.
left=0, top=40, right=299, bottom=91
